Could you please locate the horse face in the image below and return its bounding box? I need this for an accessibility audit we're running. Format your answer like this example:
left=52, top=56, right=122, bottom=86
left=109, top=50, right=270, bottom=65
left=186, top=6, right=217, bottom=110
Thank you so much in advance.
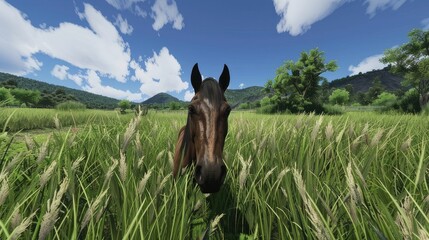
left=189, top=64, right=230, bottom=193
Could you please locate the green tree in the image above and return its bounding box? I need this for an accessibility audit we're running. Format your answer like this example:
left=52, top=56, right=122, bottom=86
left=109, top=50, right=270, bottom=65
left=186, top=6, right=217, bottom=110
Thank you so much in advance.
left=366, top=77, right=384, bottom=104
left=372, top=92, right=397, bottom=106
left=10, top=88, right=41, bottom=106
left=329, top=89, right=349, bottom=105
left=381, top=29, right=429, bottom=109
left=169, top=101, right=180, bottom=110
left=319, top=79, right=331, bottom=103
left=118, top=100, right=131, bottom=114
left=265, top=48, right=338, bottom=113
left=0, top=87, right=15, bottom=104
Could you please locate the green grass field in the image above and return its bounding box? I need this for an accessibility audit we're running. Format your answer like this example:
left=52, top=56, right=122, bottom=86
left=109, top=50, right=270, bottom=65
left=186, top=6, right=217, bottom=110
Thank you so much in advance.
left=0, top=108, right=428, bottom=239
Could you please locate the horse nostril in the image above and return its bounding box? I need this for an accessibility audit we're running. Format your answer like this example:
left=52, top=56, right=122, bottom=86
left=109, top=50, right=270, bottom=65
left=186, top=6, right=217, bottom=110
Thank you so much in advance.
left=195, top=165, right=203, bottom=184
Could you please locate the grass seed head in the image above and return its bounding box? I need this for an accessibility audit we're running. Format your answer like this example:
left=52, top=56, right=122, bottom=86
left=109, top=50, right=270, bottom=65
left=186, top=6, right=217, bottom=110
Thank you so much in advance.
left=370, top=129, right=384, bottom=147
left=37, top=135, right=51, bottom=163
left=0, top=178, right=10, bottom=206
left=24, top=135, right=35, bottom=151
left=10, top=212, right=36, bottom=240
left=137, top=169, right=153, bottom=194
left=325, top=120, right=334, bottom=141
left=311, top=116, right=323, bottom=141
left=40, top=161, right=57, bottom=188
left=118, top=152, right=127, bottom=182
left=401, top=136, right=412, bottom=151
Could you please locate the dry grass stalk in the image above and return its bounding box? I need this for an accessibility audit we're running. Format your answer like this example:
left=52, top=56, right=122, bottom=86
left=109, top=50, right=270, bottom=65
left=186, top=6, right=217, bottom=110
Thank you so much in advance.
left=156, top=150, right=165, bottom=161
left=137, top=168, right=153, bottom=194
left=53, top=115, right=60, bottom=130
left=10, top=207, right=22, bottom=230
left=401, top=136, right=412, bottom=151
left=395, top=196, right=413, bottom=240
left=37, top=135, right=51, bottom=163
left=5, top=152, right=23, bottom=173
left=137, top=156, right=145, bottom=169
left=122, top=113, right=141, bottom=152
left=39, top=177, right=69, bottom=240
left=118, top=152, right=127, bottom=182
left=370, top=129, right=384, bottom=147
left=325, top=121, right=334, bottom=141
left=105, top=158, right=118, bottom=184
left=0, top=178, right=10, bottom=206
left=156, top=173, right=171, bottom=195
left=238, top=154, right=252, bottom=189
left=277, top=167, right=290, bottom=182
left=293, top=168, right=329, bottom=240
left=311, top=116, right=323, bottom=141
left=71, top=156, right=85, bottom=172
left=263, top=167, right=276, bottom=182
left=40, top=161, right=57, bottom=188
left=80, top=189, right=109, bottom=232
left=346, top=162, right=358, bottom=223
left=24, top=135, right=35, bottom=151
left=361, top=123, right=369, bottom=145
left=10, top=212, right=36, bottom=240
left=210, top=213, right=225, bottom=233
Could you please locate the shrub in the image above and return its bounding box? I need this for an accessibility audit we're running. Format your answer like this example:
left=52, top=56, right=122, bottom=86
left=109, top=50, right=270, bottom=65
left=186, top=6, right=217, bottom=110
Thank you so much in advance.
left=56, top=101, right=86, bottom=111
left=322, top=104, right=344, bottom=115
left=399, top=89, right=421, bottom=114
left=372, top=92, right=397, bottom=106
left=329, top=89, right=349, bottom=105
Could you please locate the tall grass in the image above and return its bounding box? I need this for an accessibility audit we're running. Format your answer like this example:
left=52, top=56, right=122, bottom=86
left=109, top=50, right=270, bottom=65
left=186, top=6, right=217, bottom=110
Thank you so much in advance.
left=0, top=110, right=428, bottom=239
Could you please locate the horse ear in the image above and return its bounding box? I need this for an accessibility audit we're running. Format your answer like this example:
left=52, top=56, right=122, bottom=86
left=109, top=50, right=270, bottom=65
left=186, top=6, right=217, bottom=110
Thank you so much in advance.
left=219, top=64, right=230, bottom=92
left=191, top=63, right=202, bottom=93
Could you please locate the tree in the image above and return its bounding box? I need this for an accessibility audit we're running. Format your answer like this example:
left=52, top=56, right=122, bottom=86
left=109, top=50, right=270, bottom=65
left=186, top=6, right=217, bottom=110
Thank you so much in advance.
left=0, top=87, right=15, bottom=104
left=118, top=100, right=131, bottom=114
left=381, top=29, right=429, bottom=109
left=366, top=77, right=384, bottom=104
left=372, top=92, right=397, bottom=106
left=265, top=48, right=338, bottom=113
left=319, top=79, right=331, bottom=103
left=10, top=88, right=41, bottom=106
left=329, top=89, right=349, bottom=105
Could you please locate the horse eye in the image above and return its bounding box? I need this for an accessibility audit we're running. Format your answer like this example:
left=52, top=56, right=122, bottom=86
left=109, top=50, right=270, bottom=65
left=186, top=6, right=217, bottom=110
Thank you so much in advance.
left=188, top=105, right=197, bottom=115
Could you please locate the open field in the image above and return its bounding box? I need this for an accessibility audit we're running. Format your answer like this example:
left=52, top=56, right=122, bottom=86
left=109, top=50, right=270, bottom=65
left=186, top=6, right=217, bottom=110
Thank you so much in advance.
left=0, top=109, right=428, bottom=239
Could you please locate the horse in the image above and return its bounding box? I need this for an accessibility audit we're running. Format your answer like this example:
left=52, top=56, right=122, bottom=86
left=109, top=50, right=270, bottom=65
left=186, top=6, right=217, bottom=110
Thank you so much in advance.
left=173, top=63, right=231, bottom=193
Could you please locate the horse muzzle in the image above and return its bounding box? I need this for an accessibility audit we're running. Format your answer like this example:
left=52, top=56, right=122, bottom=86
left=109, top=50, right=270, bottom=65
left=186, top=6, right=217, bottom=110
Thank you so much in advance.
left=194, top=162, right=227, bottom=193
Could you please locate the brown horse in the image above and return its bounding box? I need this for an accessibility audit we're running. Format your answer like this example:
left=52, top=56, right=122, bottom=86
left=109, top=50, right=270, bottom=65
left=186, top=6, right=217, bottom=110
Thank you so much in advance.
left=173, top=63, right=231, bottom=193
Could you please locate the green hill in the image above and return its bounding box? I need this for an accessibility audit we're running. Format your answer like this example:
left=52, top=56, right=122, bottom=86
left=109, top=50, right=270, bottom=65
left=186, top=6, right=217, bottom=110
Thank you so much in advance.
left=0, top=72, right=120, bottom=109
left=329, top=67, right=405, bottom=93
left=225, top=86, right=265, bottom=108
left=142, top=93, right=182, bottom=104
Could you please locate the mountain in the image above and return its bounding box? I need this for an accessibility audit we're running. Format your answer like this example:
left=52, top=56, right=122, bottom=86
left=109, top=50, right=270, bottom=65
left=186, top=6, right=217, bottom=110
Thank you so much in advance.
left=225, top=86, right=265, bottom=108
left=142, top=92, right=182, bottom=104
left=329, top=67, right=404, bottom=93
left=0, top=72, right=120, bottom=109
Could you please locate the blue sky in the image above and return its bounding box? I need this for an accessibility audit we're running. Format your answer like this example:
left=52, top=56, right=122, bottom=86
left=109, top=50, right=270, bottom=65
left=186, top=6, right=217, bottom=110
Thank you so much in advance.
left=1, top=0, right=428, bottom=102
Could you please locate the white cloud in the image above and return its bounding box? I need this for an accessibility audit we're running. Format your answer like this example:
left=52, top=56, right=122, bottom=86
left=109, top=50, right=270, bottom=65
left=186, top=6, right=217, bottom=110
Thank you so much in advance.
left=114, top=14, right=133, bottom=35
left=184, top=90, right=194, bottom=101
left=272, top=0, right=349, bottom=35
left=106, top=0, right=145, bottom=10
left=51, top=65, right=84, bottom=86
left=364, top=0, right=408, bottom=17
left=422, top=18, right=429, bottom=31
left=82, top=70, right=142, bottom=101
left=272, top=0, right=409, bottom=36
left=51, top=65, right=69, bottom=80
left=0, top=1, right=130, bottom=82
left=130, top=47, right=188, bottom=97
left=151, top=0, right=184, bottom=31
left=239, top=83, right=245, bottom=89
left=348, top=54, right=387, bottom=75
